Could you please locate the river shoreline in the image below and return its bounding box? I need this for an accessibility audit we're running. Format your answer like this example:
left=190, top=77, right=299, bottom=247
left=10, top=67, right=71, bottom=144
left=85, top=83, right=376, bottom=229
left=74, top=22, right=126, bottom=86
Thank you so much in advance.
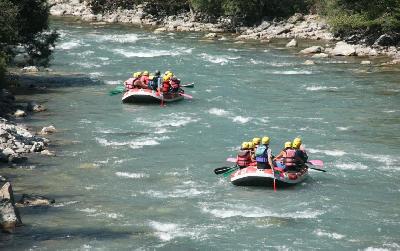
left=48, top=0, right=400, bottom=63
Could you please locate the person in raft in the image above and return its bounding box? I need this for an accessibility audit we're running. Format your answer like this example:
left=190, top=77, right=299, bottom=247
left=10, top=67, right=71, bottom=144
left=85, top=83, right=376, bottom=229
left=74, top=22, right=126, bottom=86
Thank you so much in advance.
left=148, top=70, right=162, bottom=91
left=255, top=136, right=274, bottom=170
left=293, top=137, right=308, bottom=163
left=236, top=142, right=255, bottom=169
left=274, top=141, right=304, bottom=171
left=133, top=70, right=150, bottom=89
left=124, top=71, right=141, bottom=90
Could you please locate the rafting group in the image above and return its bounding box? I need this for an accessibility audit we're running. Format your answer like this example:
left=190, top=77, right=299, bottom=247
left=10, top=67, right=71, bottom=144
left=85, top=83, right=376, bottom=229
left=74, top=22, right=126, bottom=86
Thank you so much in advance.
left=120, top=70, right=192, bottom=103
left=215, top=137, right=324, bottom=188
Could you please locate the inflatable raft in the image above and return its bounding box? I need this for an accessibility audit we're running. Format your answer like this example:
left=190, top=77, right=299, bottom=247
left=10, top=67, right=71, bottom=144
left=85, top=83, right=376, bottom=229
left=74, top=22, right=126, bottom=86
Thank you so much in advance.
left=122, top=89, right=184, bottom=103
left=230, top=166, right=308, bottom=187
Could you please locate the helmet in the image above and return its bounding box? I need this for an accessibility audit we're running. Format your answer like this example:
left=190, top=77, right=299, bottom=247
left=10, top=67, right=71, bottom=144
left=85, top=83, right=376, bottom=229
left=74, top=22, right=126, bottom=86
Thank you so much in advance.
left=292, top=141, right=301, bottom=149
left=284, top=141, right=292, bottom=148
left=154, top=70, right=161, bottom=76
left=167, top=72, right=174, bottom=78
left=164, top=71, right=171, bottom=75
left=241, top=142, right=249, bottom=149
left=262, top=136, right=270, bottom=144
left=143, top=71, right=149, bottom=76
left=163, top=75, right=170, bottom=81
left=248, top=142, right=254, bottom=149
left=293, top=137, right=302, bottom=144
left=252, top=137, right=261, bottom=145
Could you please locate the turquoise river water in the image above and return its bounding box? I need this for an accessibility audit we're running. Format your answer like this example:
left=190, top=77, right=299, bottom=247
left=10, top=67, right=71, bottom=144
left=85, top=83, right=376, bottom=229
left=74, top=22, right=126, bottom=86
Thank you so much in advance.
left=1, top=17, right=400, bottom=250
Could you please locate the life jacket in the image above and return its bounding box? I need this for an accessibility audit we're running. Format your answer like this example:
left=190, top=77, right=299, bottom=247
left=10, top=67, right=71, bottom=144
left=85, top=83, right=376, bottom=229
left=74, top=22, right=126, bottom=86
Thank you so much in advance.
left=170, top=78, right=180, bottom=89
left=140, top=75, right=150, bottom=86
left=162, top=80, right=170, bottom=93
left=236, top=150, right=251, bottom=167
left=124, top=77, right=137, bottom=89
left=255, top=144, right=268, bottom=163
left=283, top=148, right=297, bottom=167
left=148, top=77, right=160, bottom=90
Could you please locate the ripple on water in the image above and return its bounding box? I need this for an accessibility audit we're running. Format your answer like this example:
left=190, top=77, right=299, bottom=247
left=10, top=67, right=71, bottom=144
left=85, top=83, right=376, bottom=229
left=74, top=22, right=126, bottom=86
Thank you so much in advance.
left=116, top=172, right=149, bottom=179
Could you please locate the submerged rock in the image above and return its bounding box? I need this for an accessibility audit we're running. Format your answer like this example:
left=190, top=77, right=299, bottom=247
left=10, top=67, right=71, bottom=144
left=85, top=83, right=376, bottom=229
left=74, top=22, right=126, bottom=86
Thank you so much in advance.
left=360, top=60, right=372, bottom=65
left=16, top=194, right=55, bottom=207
left=14, top=110, right=26, bottom=118
left=27, top=101, right=47, bottom=113
left=303, top=60, right=315, bottom=65
left=286, top=39, right=298, bottom=47
left=40, top=125, right=56, bottom=135
left=299, top=46, right=324, bottom=54
left=21, top=66, right=39, bottom=73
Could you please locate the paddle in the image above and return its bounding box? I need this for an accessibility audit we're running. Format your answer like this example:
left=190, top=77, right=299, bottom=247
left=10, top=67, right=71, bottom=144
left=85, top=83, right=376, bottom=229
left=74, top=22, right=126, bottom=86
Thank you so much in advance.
left=109, top=85, right=125, bottom=96
left=223, top=166, right=239, bottom=177
left=309, top=167, right=326, bottom=172
left=181, top=82, right=194, bottom=88
left=179, top=93, right=193, bottom=99
left=214, top=166, right=236, bottom=175
left=308, top=159, right=324, bottom=167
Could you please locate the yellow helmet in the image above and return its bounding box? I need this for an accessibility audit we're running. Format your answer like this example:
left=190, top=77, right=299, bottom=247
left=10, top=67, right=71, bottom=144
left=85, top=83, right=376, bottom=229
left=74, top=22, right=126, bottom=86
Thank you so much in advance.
left=167, top=72, right=174, bottom=78
left=163, top=75, right=170, bottom=81
left=252, top=137, right=261, bottom=145
left=149, top=75, right=154, bottom=80
left=164, top=71, right=171, bottom=75
left=292, top=141, right=301, bottom=149
left=143, top=71, right=149, bottom=76
left=248, top=142, right=254, bottom=149
left=261, top=136, right=270, bottom=144
left=284, top=141, right=292, bottom=148
left=241, top=142, right=249, bottom=149
left=293, top=137, right=302, bottom=144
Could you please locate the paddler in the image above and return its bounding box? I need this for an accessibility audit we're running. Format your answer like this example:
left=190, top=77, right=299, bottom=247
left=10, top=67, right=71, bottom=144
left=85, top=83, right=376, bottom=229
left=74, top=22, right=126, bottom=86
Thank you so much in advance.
left=254, top=136, right=274, bottom=170
left=293, top=137, right=308, bottom=163
left=274, top=141, right=304, bottom=171
left=236, top=142, right=254, bottom=169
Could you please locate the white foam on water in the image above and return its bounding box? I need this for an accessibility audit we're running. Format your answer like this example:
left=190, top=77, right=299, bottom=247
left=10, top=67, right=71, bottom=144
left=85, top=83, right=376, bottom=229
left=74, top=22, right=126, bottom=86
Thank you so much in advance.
left=199, top=53, right=240, bottom=65
left=112, top=47, right=191, bottom=58
left=360, top=153, right=399, bottom=166
left=98, top=57, right=109, bottom=61
left=208, top=108, right=230, bottom=116
left=306, top=85, right=339, bottom=91
left=149, top=221, right=180, bottom=241
left=232, top=116, right=251, bottom=124
left=200, top=203, right=324, bottom=219
left=141, top=188, right=212, bottom=198
left=308, top=148, right=347, bottom=156
left=136, top=114, right=200, bottom=128
left=116, top=172, right=149, bottom=179
left=364, top=248, right=389, bottom=251
left=337, top=126, right=350, bottom=131
left=271, top=70, right=313, bottom=75
left=314, top=229, right=345, bottom=240
left=89, top=72, right=104, bottom=78
left=95, top=136, right=167, bottom=149
left=52, top=200, right=79, bottom=208
left=58, top=41, right=81, bottom=50
left=79, top=208, right=97, bottom=213
left=335, top=162, right=368, bottom=170
left=79, top=119, right=92, bottom=124
left=96, top=34, right=139, bottom=43
left=105, top=80, right=121, bottom=85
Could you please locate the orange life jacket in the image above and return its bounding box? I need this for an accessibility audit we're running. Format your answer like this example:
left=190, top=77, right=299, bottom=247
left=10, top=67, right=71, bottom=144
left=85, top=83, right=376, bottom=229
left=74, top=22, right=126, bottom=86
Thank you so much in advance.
left=283, top=149, right=297, bottom=167
left=237, top=150, right=252, bottom=167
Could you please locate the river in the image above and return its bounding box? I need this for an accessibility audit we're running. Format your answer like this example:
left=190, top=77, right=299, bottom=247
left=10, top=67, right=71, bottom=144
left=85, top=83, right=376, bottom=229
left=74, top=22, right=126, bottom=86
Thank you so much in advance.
left=2, top=17, right=400, bottom=250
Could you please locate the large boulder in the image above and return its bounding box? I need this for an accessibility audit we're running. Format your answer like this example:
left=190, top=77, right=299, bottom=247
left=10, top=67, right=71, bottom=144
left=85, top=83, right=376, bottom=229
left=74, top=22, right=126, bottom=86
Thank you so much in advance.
left=299, top=46, right=324, bottom=54
left=331, top=41, right=357, bottom=56
left=374, top=33, right=400, bottom=46
left=0, top=178, right=22, bottom=233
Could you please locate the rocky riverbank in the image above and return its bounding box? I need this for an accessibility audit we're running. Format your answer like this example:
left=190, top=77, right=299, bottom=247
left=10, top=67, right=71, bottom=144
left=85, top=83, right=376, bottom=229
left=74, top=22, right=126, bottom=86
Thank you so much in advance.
left=48, top=0, right=400, bottom=62
left=0, top=83, right=56, bottom=233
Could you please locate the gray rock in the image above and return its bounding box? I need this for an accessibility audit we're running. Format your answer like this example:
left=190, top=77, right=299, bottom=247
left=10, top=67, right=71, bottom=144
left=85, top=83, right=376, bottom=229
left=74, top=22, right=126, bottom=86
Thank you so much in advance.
left=288, top=13, right=304, bottom=24
left=0, top=181, right=22, bottom=233
left=8, top=154, right=27, bottom=163
left=40, top=150, right=55, bottom=156
left=286, top=39, right=298, bottom=47
left=40, top=125, right=56, bottom=135
left=331, top=41, right=356, bottom=56
left=14, top=110, right=26, bottom=118
left=2, top=148, right=15, bottom=156
left=299, top=46, right=324, bottom=54
left=374, top=34, right=397, bottom=46
left=312, top=53, right=329, bottom=58
left=204, top=32, right=218, bottom=39
left=16, top=194, right=55, bottom=207
left=22, top=66, right=39, bottom=73
left=303, top=60, right=315, bottom=65
left=30, top=142, right=45, bottom=152
left=27, top=102, right=46, bottom=113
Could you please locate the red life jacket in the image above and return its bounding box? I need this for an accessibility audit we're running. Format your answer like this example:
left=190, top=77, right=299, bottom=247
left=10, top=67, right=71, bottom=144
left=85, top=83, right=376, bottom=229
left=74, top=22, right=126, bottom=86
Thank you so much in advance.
left=140, top=76, right=150, bottom=85
left=170, top=78, right=180, bottom=89
left=124, top=77, right=137, bottom=89
left=162, top=80, right=170, bottom=93
left=237, top=150, right=251, bottom=167
left=283, top=148, right=297, bottom=167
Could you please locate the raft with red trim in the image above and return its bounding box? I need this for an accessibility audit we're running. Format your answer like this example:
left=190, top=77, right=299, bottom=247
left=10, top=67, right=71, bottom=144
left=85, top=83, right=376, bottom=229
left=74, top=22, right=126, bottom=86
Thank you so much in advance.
left=122, top=88, right=184, bottom=103
left=230, top=166, right=308, bottom=187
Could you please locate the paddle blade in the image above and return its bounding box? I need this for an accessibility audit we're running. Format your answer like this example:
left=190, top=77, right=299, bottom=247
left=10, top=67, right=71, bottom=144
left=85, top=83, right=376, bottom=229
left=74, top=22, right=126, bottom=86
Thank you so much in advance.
left=309, top=167, right=326, bottom=172
left=179, top=93, right=193, bottom=99
left=214, top=166, right=234, bottom=175
left=226, top=157, right=236, bottom=163
left=182, top=82, right=194, bottom=88
left=308, top=159, right=324, bottom=167
left=109, top=85, right=125, bottom=96
left=223, top=167, right=238, bottom=177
